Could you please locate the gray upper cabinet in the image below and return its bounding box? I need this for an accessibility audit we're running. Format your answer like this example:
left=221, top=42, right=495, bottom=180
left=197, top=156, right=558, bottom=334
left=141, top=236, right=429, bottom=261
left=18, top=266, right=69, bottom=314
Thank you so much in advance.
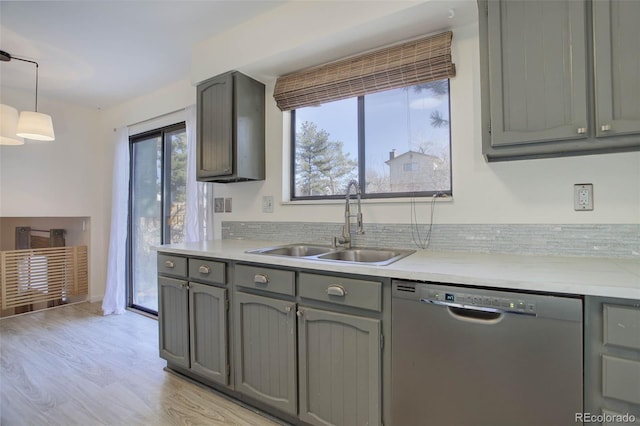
left=487, top=0, right=588, bottom=147
left=480, top=0, right=640, bottom=161
left=592, top=0, right=640, bottom=138
left=197, top=71, right=265, bottom=182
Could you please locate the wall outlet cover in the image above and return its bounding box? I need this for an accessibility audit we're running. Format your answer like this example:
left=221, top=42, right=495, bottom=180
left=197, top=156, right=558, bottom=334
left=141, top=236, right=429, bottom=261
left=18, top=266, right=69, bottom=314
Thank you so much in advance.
left=574, top=184, right=593, bottom=211
left=225, top=198, right=232, bottom=213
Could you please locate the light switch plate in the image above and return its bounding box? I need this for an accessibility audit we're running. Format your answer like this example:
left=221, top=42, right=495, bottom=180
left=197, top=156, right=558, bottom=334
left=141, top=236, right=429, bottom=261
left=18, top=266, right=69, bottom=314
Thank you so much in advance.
left=214, top=197, right=224, bottom=213
left=574, top=184, right=593, bottom=211
left=262, top=195, right=274, bottom=213
left=224, top=198, right=232, bottom=213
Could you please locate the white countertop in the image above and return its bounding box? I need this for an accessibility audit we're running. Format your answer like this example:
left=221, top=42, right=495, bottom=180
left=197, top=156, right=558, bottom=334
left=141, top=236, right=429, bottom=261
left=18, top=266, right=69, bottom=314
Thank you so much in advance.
left=157, top=240, right=640, bottom=300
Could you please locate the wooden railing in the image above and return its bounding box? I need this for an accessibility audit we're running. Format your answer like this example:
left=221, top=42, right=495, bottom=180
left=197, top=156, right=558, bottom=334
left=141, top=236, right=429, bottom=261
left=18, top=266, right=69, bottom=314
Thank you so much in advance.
left=0, top=246, right=88, bottom=309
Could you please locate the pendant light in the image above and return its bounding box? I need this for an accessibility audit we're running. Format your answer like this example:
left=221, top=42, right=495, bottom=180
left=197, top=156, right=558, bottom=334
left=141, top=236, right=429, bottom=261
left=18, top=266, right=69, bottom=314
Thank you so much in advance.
left=0, top=50, right=55, bottom=142
left=0, top=104, right=24, bottom=145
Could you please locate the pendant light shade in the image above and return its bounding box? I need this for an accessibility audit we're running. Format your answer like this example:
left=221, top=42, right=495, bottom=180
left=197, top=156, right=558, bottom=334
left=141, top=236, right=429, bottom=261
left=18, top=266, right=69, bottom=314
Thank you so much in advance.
left=0, top=104, right=25, bottom=145
left=1, top=49, right=55, bottom=142
left=16, top=110, right=55, bottom=141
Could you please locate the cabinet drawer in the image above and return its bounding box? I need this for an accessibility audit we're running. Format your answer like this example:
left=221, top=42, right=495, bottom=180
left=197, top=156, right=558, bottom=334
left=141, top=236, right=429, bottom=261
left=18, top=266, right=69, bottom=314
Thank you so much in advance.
left=602, top=355, right=640, bottom=404
left=604, top=304, right=640, bottom=350
left=299, top=272, right=382, bottom=312
left=189, top=258, right=226, bottom=285
left=235, top=264, right=295, bottom=296
left=157, top=253, right=187, bottom=277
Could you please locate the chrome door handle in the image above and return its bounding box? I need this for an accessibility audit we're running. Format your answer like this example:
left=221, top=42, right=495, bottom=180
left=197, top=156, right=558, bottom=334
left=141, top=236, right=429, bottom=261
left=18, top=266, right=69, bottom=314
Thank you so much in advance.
left=600, top=124, right=611, bottom=132
left=577, top=127, right=587, bottom=135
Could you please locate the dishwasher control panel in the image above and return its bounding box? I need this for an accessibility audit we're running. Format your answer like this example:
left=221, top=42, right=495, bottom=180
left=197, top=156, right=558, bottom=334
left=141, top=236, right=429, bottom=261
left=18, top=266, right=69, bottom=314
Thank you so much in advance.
left=421, top=288, right=538, bottom=315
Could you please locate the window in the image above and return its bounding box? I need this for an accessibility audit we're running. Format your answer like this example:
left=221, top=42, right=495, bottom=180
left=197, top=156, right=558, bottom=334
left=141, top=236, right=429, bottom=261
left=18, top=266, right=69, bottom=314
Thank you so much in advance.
left=291, top=81, right=452, bottom=199
left=128, top=123, right=187, bottom=314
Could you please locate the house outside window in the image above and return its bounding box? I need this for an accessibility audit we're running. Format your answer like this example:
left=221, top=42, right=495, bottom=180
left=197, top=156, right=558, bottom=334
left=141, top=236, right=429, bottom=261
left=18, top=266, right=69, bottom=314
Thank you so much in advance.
left=291, top=80, right=452, bottom=199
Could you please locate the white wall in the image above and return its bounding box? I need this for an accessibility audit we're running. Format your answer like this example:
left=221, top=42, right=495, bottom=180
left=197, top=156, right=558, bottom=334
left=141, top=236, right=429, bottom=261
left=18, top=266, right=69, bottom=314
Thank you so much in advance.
left=0, top=79, right=196, bottom=303
left=0, top=87, right=108, bottom=302
left=204, top=23, right=640, bottom=236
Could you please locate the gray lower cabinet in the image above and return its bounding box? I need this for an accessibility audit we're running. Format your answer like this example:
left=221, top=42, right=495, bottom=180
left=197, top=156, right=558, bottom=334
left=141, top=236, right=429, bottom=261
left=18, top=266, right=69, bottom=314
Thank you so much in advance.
left=158, top=276, right=189, bottom=369
left=189, top=283, right=228, bottom=385
left=297, top=307, right=381, bottom=426
left=233, top=291, right=297, bottom=415
left=479, top=0, right=640, bottom=161
left=158, top=253, right=229, bottom=386
left=585, top=296, right=640, bottom=424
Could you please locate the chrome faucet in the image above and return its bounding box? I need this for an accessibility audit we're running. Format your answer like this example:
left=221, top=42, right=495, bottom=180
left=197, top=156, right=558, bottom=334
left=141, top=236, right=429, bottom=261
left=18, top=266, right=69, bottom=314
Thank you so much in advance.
left=333, top=180, right=364, bottom=249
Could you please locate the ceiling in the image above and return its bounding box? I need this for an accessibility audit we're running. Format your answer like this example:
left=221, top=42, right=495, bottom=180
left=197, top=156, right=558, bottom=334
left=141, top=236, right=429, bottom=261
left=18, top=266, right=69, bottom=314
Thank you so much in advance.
left=0, top=0, right=284, bottom=109
left=0, top=1, right=477, bottom=110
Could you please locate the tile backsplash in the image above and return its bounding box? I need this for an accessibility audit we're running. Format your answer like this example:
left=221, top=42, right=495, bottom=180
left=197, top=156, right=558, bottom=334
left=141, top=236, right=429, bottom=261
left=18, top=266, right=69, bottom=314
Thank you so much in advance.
left=222, top=221, right=639, bottom=258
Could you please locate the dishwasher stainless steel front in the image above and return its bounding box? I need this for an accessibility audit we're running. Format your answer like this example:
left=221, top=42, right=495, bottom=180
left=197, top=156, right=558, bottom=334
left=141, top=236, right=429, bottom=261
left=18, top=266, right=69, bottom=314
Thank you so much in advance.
left=391, top=280, right=583, bottom=426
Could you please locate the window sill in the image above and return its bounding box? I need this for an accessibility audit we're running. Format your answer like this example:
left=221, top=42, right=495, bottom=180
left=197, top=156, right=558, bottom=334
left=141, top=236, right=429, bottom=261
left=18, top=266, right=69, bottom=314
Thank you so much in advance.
left=280, top=195, right=452, bottom=206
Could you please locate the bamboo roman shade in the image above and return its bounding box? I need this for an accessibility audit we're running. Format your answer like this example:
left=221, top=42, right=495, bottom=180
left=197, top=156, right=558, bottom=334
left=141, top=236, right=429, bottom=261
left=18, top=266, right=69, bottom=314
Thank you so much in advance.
left=273, top=31, right=455, bottom=111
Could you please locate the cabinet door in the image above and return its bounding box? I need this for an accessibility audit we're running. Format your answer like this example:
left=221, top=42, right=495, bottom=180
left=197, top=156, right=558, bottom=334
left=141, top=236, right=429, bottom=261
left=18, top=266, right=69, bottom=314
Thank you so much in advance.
left=593, top=0, right=640, bottom=138
left=197, top=72, right=233, bottom=179
left=585, top=297, right=640, bottom=421
left=158, top=276, right=189, bottom=369
left=298, top=307, right=381, bottom=426
left=233, top=292, right=297, bottom=415
left=189, top=283, right=228, bottom=386
left=487, top=0, right=588, bottom=146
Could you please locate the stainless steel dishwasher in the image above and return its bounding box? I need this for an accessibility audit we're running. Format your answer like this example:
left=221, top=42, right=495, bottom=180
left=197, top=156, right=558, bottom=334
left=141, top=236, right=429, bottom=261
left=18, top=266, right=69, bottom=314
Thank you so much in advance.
left=391, top=280, right=583, bottom=426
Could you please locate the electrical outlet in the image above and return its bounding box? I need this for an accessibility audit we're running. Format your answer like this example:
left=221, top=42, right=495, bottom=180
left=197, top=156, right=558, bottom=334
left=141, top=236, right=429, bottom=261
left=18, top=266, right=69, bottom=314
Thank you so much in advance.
left=574, top=184, right=593, bottom=211
left=262, top=195, right=274, bottom=213
left=214, top=197, right=224, bottom=213
left=224, top=197, right=232, bottom=213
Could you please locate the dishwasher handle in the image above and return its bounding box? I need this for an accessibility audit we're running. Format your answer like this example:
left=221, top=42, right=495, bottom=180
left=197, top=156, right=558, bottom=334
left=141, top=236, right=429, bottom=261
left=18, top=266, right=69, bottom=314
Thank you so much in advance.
left=421, top=299, right=507, bottom=324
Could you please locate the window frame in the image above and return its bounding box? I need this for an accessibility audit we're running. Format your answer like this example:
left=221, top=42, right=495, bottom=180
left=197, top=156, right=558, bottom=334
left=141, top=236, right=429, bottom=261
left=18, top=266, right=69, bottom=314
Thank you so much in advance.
left=127, top=121, right=186, bottom=316
left=290, top=82, right=453, bottom=201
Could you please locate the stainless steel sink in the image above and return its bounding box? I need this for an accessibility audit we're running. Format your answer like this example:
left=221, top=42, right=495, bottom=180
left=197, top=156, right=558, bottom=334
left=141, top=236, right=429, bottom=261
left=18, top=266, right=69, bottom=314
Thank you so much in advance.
left=248, top=244, right=333, bottom=257
left=247, top=244, right=415, bottom=266
left=318, top=249, right=411, bottom=264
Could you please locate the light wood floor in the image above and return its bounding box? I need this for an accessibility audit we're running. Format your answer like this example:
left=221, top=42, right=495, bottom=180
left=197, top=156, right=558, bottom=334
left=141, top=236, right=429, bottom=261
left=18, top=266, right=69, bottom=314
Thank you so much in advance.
left=0, top=302, right=281, bottom=426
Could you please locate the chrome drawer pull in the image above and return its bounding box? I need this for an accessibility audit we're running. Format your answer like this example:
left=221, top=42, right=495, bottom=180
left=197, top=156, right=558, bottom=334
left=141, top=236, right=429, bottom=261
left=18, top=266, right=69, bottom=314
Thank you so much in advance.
left=601, top=124, right=611, bottom=132
left=165, top=260, right=175, bottom=269
left=198, top=265, right=210, bottom=274
left=254, top=274, right=269, bottom=284
left=327, top=285, right=347, bottom=297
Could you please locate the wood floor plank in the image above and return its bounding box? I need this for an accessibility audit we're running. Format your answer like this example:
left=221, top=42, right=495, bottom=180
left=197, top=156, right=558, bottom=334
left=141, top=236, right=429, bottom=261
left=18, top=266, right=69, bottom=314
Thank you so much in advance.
left=0, top=303, right=281, bottom=426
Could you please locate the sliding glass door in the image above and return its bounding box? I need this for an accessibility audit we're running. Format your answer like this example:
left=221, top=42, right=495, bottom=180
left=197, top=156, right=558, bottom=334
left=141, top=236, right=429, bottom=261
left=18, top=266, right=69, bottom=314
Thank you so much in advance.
left=129, top=123, right=186, bottom=314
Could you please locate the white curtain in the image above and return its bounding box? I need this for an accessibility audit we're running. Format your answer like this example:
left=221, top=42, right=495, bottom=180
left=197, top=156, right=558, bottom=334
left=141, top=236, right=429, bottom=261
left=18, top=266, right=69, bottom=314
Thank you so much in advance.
left=102, top=106, right=209, bottom=315
left=102, top=128, right=129, bottom=315
left=185, top=104, right=212, bottom=242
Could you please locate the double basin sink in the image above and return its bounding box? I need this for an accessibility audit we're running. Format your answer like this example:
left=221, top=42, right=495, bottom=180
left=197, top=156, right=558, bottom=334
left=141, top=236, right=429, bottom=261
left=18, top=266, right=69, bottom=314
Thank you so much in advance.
left=247, top=244, right=415, bottom=266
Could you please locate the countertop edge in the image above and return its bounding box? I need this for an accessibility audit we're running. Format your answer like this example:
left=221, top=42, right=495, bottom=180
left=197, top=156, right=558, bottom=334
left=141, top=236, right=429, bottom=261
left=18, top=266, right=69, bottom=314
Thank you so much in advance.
left=155, top=240, right=640, bottom=300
